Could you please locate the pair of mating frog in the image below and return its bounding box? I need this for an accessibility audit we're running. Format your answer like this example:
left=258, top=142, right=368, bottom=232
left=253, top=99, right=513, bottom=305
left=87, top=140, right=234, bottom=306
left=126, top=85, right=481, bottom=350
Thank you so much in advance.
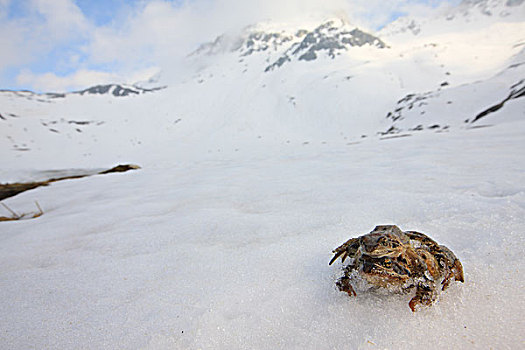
left=330, top=225, right=464, bottom=311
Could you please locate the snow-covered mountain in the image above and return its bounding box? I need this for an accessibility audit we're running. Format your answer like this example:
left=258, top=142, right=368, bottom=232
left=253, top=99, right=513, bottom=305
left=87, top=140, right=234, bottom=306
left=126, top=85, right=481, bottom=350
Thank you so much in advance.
left=1, top=2, right=524, bottom=349
left=380, top=0, right=525, bottom=38
left=383, top=48, right=525, bottom=133
left=0, top=83, right=165, bottom=101
left=2, top=0, right=524, bottom=168
left=73, top=83, right=166, bottom=97
left=1, top=1, right=523, bottom=171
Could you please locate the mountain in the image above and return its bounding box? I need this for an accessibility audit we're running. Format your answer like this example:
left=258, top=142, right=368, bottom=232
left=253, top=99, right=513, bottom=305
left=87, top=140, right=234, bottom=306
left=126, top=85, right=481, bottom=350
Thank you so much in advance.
left=73, top=83, right=166, bottom=97
left=0, top=83, right=165, bottom=102
left=191, top=18, right=387, bottom=72
left=382, top=48, right=525, bottom=134
left=380, top=0, right=525, bottom=39
left=1, top=7, right=524, bottom=169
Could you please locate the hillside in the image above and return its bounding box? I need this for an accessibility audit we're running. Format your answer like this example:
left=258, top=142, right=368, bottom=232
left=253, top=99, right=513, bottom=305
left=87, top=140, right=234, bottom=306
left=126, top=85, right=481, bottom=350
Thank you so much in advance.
left=1, top=3, right=524, bottom=172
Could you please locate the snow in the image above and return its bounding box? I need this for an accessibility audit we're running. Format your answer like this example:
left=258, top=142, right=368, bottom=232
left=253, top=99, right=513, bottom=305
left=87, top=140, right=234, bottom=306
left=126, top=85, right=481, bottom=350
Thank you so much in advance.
left=1, top=1, right=524, bottom=349
left=1, top=123, right=524, bottom=349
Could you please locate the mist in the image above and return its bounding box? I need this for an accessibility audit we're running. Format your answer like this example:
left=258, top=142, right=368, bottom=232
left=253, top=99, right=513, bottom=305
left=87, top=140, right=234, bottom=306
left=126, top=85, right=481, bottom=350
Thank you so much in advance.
left=0, top=0, right=460, bottom=91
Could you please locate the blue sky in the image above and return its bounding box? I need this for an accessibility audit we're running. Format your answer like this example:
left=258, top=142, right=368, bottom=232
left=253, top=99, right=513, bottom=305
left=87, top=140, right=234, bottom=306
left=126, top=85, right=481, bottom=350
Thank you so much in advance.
left=76, top=0, right=141, bottom=26
left=0, top=0, right=459, bottom=92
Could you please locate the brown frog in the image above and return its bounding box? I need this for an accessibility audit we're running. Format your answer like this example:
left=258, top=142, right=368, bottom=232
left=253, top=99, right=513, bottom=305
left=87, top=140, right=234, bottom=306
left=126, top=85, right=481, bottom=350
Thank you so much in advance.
left=329, top=225, right=464, bottom=311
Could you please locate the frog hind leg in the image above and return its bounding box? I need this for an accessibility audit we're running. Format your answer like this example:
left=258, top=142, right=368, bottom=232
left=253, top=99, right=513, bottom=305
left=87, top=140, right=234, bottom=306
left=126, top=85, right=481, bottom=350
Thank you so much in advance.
left=336, top=275, right=357, bottom=297
left=408, top=285, right=436, bottom=312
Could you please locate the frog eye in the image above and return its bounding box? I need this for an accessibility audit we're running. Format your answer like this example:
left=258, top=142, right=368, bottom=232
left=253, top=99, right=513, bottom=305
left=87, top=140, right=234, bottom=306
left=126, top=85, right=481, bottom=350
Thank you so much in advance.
left=384, top=259, right=392, bottom=267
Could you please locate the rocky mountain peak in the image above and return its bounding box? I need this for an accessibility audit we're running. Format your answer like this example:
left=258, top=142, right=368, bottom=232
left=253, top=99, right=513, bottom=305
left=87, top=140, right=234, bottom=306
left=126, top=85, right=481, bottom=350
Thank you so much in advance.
left=192, top=18, right=387, bottom=72
left=264, top=19, right=387, bottom=71
left=73, top=84, right=164, bottom=97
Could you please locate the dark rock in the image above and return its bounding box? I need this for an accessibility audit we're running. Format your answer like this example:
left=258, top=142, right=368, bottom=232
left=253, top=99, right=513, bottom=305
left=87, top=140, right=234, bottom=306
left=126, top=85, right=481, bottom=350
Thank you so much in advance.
left=98, top=164, right=141, bottom=174
left=73, top=84, right=165, bottom=97
left=472, top=80, right=525, bottom=123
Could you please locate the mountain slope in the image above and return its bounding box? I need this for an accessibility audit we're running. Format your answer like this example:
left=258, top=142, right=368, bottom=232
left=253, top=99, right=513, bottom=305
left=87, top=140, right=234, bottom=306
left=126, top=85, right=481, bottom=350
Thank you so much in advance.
left=0, top=3, right=523, bottom=169
left=382, top=48, right=525, bottom=133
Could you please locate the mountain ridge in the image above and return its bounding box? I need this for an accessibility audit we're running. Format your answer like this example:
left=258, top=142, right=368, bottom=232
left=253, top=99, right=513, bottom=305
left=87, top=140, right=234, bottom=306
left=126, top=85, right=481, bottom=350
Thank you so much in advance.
left=0, top=83, right=166, bottom=100
left=0, top=4, right=524, bottom=169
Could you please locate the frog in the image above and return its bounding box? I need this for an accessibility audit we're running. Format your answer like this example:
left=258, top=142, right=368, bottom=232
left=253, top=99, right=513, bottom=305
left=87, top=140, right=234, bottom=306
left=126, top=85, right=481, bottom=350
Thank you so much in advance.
left=329, top=225, right=464, bottom=311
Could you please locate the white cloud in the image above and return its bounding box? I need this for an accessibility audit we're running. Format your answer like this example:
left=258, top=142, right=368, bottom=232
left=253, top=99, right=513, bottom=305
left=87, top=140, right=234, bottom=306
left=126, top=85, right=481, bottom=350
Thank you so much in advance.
left=32, top=0, right=90, bottom=37
left=16, top=69, right=117, bottom=92
left=83, top=0, right=458, bottom=80
left=0, top=0, right=9, bottom=9
left=83, top=0, right=369, bottom=79
left=2, top=0, right=461, bottom=92
left=0, top=0, right=91, bottom=70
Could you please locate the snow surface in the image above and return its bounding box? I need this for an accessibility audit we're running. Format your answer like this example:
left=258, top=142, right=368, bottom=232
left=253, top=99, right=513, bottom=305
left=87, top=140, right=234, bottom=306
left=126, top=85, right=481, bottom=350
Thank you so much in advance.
left=1, top=1, right=525, bottom=349
left=1, top=123, right=524, bottom=349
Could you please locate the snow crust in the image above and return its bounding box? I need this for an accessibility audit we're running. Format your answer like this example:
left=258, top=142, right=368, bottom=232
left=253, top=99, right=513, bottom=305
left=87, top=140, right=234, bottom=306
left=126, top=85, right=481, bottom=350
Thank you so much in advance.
left=1, top=1, right=524, bottom=349
left=1, top=123, right=524, bottom=349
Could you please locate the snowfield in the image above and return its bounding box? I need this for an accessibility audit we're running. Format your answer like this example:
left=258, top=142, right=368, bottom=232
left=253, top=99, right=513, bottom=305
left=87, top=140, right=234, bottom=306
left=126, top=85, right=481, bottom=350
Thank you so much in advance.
left=1, top=0, right=524, bottom=349
left=1, top=122, right=524, bottom=349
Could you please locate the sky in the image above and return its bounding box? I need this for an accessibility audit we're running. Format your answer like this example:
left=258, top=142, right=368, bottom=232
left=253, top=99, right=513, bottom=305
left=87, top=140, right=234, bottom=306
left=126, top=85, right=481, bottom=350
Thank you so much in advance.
left=0, top=0, right=460, bottom=92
